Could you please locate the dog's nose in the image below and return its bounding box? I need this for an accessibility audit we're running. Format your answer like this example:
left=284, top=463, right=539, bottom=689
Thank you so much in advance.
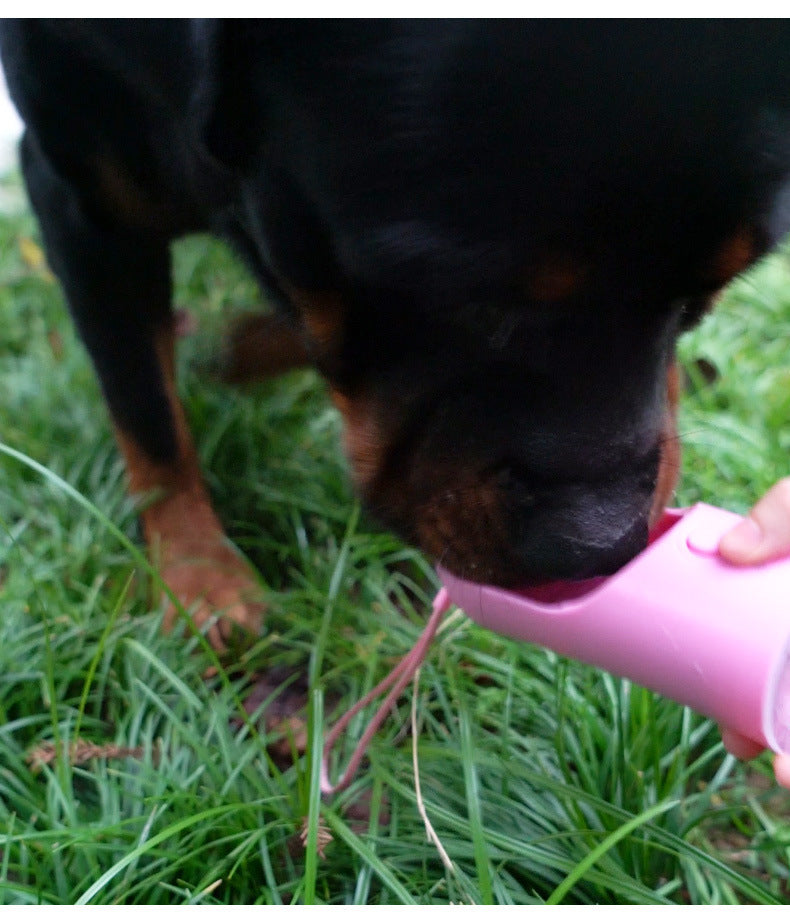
left=567, top=515, right=650, bottom=578
left=515, top=511, right=650, bottom=582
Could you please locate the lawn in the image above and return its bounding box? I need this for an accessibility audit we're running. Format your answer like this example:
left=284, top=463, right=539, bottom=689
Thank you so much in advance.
left=1, top=165, right=790, bottom=904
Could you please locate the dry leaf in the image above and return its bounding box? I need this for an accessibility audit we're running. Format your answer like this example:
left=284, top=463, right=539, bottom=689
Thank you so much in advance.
left=299, top=816, right=333, bottom=860
left=18, top=236, right=55, bottom=281
left=26, top=738, right=150, bottom=771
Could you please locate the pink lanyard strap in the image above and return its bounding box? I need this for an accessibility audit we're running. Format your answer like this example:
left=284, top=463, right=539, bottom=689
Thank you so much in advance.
left=320, top=587, right=452, bottom=796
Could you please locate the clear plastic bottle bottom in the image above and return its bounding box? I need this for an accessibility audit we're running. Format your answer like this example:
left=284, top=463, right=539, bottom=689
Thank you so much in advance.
left=771, top=648, right=790, bottom=754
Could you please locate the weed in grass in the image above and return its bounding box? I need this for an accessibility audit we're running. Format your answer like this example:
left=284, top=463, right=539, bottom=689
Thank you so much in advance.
left=1, top=178, right=790, bottom=903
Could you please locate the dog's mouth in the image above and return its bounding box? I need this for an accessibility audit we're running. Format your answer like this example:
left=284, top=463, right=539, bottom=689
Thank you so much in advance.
left=334, top=361, right=681, bottom=589
left=353, top=428, right=671, bottom=586
left=438, top=506, right=682, bottom=601
left=428, top=409, right=680, bottom=588
left=361, top=456, right=660, bottom=587
left=358, top=441, right=674, bottom=587
left=430, top=509, right=653, bottom=587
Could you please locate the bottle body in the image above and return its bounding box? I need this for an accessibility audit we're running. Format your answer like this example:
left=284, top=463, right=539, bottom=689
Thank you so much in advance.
left=440, top=504, right=790, bottom=753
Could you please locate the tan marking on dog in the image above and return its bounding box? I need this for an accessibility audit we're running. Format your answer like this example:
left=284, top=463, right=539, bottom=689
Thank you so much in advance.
left=114, top=321, right=263, bottom=649
left=329, top=388, right=386, bottom=490
left=285, top=289, right=346, bottom=352
left=331, top=391, right=384, bottom=489
left=222, top=313, right=309, bottom=383
left=708, top=229, right=757, bottom=286
left=650, top=360, right=682, bottom=527
left=526, top=255, right=589, bottom=303
left=413, top=467, right=513, bottom=581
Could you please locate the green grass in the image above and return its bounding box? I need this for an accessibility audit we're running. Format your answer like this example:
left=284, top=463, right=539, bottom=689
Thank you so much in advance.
left=1, top=165, right=790, bottom=904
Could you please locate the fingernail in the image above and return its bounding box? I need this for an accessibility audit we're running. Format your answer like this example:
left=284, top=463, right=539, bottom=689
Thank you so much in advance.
left=720, top=516, right=763, bottom=558
left=774, top=755, right=790, bottom=791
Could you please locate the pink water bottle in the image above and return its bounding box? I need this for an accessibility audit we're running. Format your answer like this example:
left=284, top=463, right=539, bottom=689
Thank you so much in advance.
left=439, top=504, right=790, bottom=754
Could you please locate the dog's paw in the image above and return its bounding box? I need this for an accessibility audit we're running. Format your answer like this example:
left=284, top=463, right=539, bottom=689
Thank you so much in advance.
left=158, top=540, right=264, bottom=651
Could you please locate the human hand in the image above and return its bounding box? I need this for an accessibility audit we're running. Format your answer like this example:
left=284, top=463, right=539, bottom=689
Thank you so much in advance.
left=717, top=479, right=790, bottom=788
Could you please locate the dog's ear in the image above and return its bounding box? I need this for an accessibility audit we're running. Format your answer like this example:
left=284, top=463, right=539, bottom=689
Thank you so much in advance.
left=193, top=20, right=266, bottom=172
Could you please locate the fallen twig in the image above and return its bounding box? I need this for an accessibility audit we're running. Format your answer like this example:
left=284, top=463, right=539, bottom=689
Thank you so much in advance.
left=26, top=739, right=153, bottom=771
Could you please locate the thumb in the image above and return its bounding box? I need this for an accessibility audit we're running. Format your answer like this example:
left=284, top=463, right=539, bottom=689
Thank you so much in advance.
left=718, top=479, right=790, bottom=566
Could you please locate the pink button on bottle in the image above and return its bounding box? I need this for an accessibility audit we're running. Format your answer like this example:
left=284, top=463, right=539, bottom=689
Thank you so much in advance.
left=439, top=503, right=790, bottom=754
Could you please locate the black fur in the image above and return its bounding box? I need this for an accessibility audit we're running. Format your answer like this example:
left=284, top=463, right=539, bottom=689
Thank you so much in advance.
left=3, top=20, right=790, bottom=584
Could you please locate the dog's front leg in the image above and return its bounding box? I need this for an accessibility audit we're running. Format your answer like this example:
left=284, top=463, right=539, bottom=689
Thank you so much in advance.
left=19, top=133, right=263, bottom=649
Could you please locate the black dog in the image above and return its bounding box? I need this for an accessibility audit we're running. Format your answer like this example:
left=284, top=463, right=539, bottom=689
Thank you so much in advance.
left=2, top=21, right=790, bottom=646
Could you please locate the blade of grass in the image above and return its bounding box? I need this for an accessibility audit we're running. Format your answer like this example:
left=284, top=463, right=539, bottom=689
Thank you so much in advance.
left=124, top=638, right=204, bottom=711
left=458, top=704, right=493, bottom=904
left=308, top=501, right=360, bottom=689
left=546, top=799, right=680, bottom=904
left=302, top=688, right=324, bottom=905
left=324, top=808, right=417, bottom=905
left=75, top=800, right=275, bottom=904
left=73, top=569, right=135, bottom=743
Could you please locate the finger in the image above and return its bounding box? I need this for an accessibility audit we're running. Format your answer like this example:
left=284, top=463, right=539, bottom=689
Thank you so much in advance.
left=719, top=726, right=765, bottom=761
left=718, top=478, right=790, bottom=566
left=774, top=754, right=790, bottom=790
